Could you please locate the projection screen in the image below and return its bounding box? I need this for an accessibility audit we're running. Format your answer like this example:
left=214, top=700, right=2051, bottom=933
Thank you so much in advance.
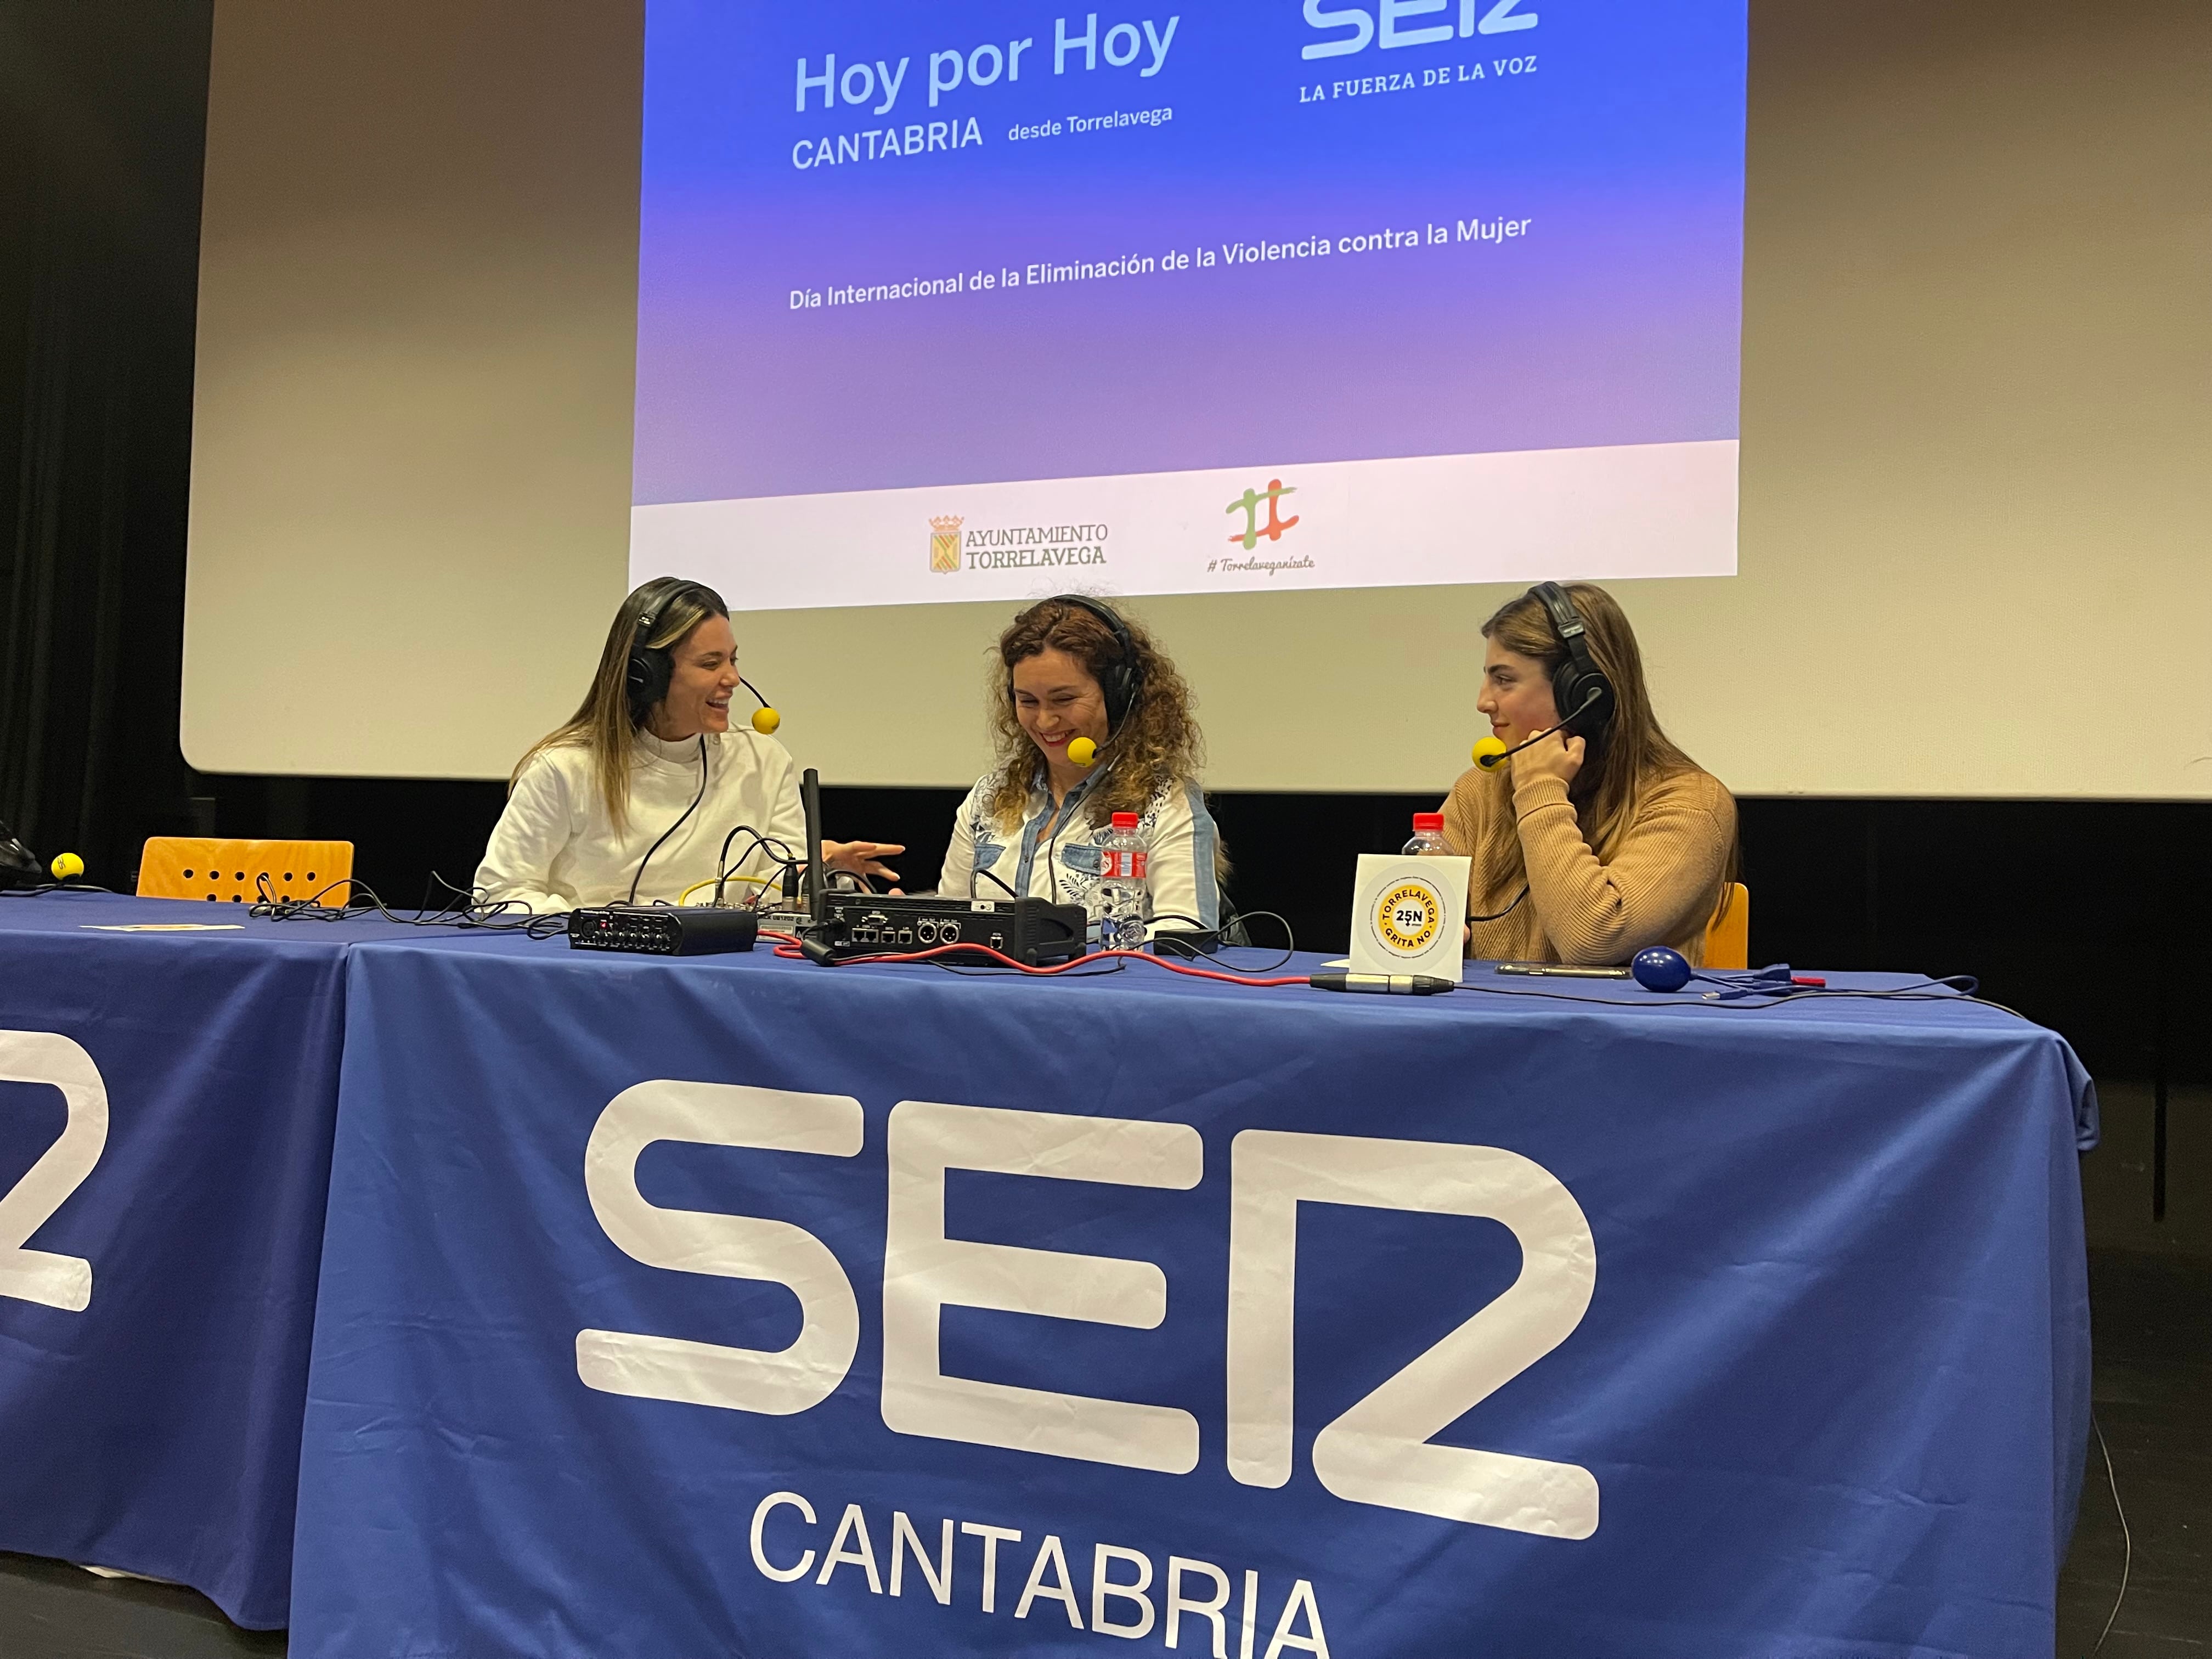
left=181, top=0, right=2212, bottom=797
left=629, top=1, right=1744, bottom=611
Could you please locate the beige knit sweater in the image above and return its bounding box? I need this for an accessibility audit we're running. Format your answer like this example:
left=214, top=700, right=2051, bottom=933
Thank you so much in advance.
left=1440, top=760, right=1736, bottom=966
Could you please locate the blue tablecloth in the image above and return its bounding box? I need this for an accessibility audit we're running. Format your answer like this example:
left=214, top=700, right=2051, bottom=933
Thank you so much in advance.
left=0, top=893, right=493, bottom=1628
left=292, top=934, right=2094, bottom=1659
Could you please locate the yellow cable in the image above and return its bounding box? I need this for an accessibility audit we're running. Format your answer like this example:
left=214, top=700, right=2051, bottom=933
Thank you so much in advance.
left=677, top=874, right=776, bottom=906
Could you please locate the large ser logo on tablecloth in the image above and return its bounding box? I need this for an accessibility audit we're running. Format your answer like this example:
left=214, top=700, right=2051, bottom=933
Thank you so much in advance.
left=0, top=1030, right=109, bottom=1313
left=572, top=1085, right=1599, bottom=1650
left=575, top=1085, right=1598, bottom=1531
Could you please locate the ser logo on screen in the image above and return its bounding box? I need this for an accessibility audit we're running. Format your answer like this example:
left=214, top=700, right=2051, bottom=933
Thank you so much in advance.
left=1302, top=0, right=1536, bottom=59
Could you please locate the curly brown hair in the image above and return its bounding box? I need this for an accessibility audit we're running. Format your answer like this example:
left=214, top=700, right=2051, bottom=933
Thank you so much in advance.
left=983, top=597, right=1209, bottom=838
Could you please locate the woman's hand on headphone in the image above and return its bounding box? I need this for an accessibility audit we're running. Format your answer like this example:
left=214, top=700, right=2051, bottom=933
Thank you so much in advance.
left=823, top=840, right=903, bottom=883
left=1514, top=730, right=1585, bottom=791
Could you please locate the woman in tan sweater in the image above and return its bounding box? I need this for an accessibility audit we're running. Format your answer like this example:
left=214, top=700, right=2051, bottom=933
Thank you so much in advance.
left=1440, top=582, right=1736, bottom=965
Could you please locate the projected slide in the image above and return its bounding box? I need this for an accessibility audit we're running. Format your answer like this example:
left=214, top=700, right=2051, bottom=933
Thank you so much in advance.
left=632, top=2, right=1746, bottom=611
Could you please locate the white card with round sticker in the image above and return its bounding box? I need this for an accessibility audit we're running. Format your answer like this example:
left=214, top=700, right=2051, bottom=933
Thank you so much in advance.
left=1347, top=854, right=1470, bottom=981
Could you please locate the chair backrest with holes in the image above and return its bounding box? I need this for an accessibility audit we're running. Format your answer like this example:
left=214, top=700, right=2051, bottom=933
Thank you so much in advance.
left=137, top=838, right=354, bottom=907
left=1702, top=881, right=1750, bottom=970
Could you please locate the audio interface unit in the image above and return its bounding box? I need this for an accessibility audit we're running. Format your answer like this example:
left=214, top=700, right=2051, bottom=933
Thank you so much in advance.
left=567, top=906, right=760, bottom=956
left=809, top=893, right=1086, bottom=966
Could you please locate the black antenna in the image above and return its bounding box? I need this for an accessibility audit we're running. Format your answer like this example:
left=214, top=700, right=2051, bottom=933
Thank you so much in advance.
left=801, top=767, right=827, bottom=926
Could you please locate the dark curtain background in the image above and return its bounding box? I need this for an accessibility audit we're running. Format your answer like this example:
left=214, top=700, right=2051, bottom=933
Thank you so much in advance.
left=1, top=2, right=212, bottom=878
left=1, top=2, right=2202, bottom=1247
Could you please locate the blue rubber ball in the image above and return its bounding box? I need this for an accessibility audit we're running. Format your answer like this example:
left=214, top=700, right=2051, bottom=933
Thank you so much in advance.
left=1632, top=945, right=1692, bottom=992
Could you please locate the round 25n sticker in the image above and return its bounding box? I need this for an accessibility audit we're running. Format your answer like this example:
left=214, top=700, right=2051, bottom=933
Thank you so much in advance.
left=1369, top=879, right=1444, bottom=958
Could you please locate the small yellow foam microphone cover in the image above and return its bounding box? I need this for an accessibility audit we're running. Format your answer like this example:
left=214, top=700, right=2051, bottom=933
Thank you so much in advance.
left=1066, top=737, right=1099, bottom=768
left=50, top=852, right=84, bottom=880
left=1471, top=736, right=1509, bottom=770
left=750, top=707, right=781, bottom=735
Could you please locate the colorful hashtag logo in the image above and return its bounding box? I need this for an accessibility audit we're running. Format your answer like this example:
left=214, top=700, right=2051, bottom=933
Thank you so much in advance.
left=1226, top=479, right=1299, bottom=551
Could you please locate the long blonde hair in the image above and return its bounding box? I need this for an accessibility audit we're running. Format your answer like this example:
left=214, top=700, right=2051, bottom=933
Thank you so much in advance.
left=514, top=577, right=728, bottom=833
left=1469, top=582, right=1716, bottom=905
left=984, top=597, right=1209, bottom=837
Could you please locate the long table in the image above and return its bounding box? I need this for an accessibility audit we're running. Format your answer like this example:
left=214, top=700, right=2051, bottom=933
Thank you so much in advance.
left=288, top=930, right=2096, bottom=1659
left=0, top=893, right=489, bottom=1629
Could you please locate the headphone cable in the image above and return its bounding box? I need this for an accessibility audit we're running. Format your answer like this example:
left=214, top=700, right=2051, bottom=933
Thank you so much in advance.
left=1046, top=810, right=1068, bottom=905
left=1037, top=758, right=1106, bottom=906
left=628, top=736, right=709, bottom=906
left=1042, top=761, right=1110, bottom=905
left=1469, top=884, right=1530, bottom=924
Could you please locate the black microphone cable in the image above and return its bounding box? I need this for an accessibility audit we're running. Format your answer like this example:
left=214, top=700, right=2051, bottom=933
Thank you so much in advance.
left=1042, top=785, right=1082, bottom=905
left=1469, top=885, right=1530, bottom=923
left=712, top=824, right=804, bottom=906
left=1462, top=687, right=1601, bottom=925
left=628, top=736, right=709, bottom=906
left=1152, top=909, right=1296, bottom=973
left=1046, top=816, right=1069, bottom=905
left=1042, top=749, right=1120, bottom=904
left=956, top=813, right=1024, bottom=902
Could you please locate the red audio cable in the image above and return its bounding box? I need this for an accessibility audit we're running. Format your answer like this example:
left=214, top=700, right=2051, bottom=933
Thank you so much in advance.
left=769, top=934, right=1309, bottom=988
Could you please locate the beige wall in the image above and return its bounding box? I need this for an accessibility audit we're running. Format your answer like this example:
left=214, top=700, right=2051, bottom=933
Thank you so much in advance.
left=184, top=0, right=2212, bottom=795
left=185, top=0, right=642, bottom=780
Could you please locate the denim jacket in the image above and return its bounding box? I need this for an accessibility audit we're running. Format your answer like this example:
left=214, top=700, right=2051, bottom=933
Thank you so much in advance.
left=940, top=768, right=1220, bottom=933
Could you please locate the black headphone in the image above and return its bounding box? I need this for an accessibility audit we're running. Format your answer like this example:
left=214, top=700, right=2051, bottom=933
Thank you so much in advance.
left=624, top=577, right=727, bottom=725
left=1010, top=594, right=1144, bottom=731
left=1528, top=582, right=1616, bottom=737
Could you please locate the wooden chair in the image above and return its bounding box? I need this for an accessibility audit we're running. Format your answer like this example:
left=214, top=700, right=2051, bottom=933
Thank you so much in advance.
left=137, top=838, right=353, bottom=906
left=1703, top=882, right=1750, bottom=970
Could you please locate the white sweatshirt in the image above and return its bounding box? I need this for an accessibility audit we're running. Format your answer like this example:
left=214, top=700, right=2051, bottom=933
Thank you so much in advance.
left=473, top=729, right=806, bottom=912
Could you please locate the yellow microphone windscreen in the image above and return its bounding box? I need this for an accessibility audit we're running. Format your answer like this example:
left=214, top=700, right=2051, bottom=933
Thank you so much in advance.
left=751, top=707, right=781, bottom=735
left=1471, top=736, right=1509, bottom=770
left=1067, top=737, right=1098, bottom=767
left=50, top=852, right=84, bottom=880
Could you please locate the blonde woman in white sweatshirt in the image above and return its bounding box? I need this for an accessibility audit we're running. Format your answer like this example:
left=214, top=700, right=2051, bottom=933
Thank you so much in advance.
left=474, top=578, right=899, bottom=911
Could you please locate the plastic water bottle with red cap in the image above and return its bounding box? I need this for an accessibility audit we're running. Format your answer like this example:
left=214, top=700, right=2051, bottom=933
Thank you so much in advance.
left=1403, top=812, right=1449, bottom=856
left=1091, top=810, right=1150, bottom=952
